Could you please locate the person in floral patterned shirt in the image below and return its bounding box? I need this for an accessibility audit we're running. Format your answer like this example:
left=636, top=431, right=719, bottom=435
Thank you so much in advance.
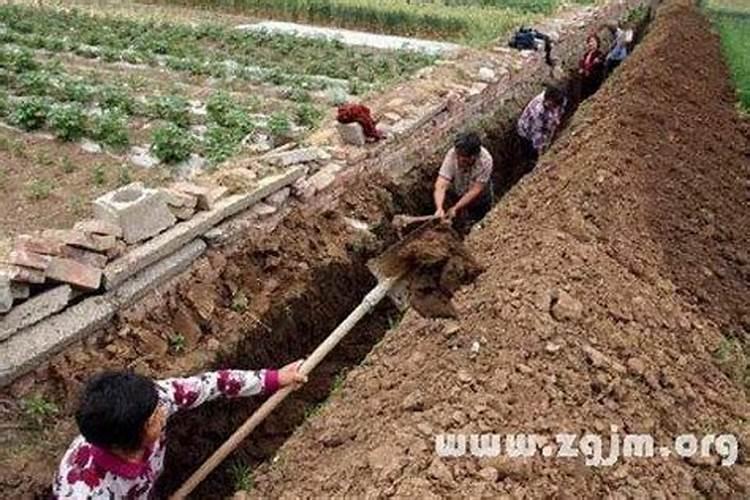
left=53, top=362, right=306, bottom=499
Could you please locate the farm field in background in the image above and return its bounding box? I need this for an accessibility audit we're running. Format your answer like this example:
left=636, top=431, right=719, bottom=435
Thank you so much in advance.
left=0, top=1, right=435, bottom=239
left=152, top=0, right=597, bottom=46
left=704, top=0, right=749, bottom=111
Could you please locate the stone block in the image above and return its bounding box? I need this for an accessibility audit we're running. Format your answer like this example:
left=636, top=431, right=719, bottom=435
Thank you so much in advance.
left=5, top=265, right=45, bottom=284
left=10, top=282, right=30, bottom=300
left=161, top=188, right=198, bottom=209
left=103, top=167, right=305, bottom=289
left=0, top=296, right=116, bottom=387
left=94, top=182, right=176, bottom=244
left=266, top=187, right=290, bottom=207
left=61, top=246, right=108, bottom=269
left=0, top=286, right=72, bottom=341
left=261, top=147, right=327, bottom=167
left=43, top=229, right=117, bottom=253
left=15, top=235, right=63, bottom=256
left=172, top=183, right=227, bottom=210
left=108, top=239, right=206, bottom=308
left=170, top=205, right=196, bottom=221
left=308, top=163, right=346, bottom=193
left=74, top=219, right=123, bottom=238
left=46, top=257, right=102, bottom=290
left=2, top=250, right=51, bottom=271
left=251, top=202, right=277, bottom=217
left=336, top=122, right=366, bottom=146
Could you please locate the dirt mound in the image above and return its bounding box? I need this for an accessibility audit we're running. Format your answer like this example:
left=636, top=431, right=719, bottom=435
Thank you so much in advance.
left=248, top=1, right=750, bottom=497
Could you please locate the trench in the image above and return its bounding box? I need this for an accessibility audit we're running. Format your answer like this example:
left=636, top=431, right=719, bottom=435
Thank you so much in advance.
left=147, top=12, right=655, bottom=499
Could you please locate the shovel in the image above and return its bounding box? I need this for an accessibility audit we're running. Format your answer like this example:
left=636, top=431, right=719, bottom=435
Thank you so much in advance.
left=170, top=221, right=439, bottom=499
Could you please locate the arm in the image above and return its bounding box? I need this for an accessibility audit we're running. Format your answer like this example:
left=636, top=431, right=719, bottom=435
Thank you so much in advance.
left=448, top=182, right=485, bottom=216
left=157, top=369, right=276, bottom=417
left=433, top=175, right=450, bottom=217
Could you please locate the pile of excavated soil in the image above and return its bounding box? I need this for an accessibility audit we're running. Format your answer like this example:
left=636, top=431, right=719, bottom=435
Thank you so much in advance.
left=248, top=1, right=750, bottom=497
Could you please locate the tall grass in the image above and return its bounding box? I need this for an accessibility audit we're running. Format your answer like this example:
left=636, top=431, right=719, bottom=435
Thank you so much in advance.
left=704, top=2, right=750, bottom=111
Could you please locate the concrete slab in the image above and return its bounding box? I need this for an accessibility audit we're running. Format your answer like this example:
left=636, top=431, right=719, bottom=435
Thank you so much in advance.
left=336, top=122, right=366, bottom=146
left=46, top=257, right=102, bottom=290
left=260, top=147, right=327, bottom=167
left=94, top=182, right=176, bottom=244
left=0, top=285, right=72, bottom=341
left=108, top=239, right=206, bottom=308
left=0, top=277, right=11, bottom=313
left=237, top=21, right=461, bottom=56
left=10, top=282, right=30, bottom=300
left=103, top=167, right=305, bottom=290
left=0, top=296, right=116, bottom=387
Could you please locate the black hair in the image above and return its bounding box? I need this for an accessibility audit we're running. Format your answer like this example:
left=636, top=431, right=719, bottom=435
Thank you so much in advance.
left=454, top=132, right=482, bottom=158
left=544, top=85, right=565, bottom=106
left=76, top=371, right=158, bottom=451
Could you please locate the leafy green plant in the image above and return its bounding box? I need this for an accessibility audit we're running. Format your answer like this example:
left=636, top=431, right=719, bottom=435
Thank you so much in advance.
left=268, top=112, right=291, bottom=142
left=61, top=156, right=75, bottom=174
left=1, top=46, right=37, bottom=73
left=21, top=394, right=59, bottom=428
left=10, top=97, right=49, bottom=130
left=91, top=110, right=129, bottom=149
left=27, top=179, right=53, bottom=200
left=117, top=165, right=132, bottom=186
left=151, top=122, right=193, bottom=163
left=229, top=461, right=254, bottom=492
left=147, top=95, right=190, bottom=128
left=295, top=103, right=323, bottom=129
left=92, top=164, right=107, bottom=186
left=17, top=70, right=53, bottom=96
left=61, top=79, right=95, bottom=103
left=231, top=290, right=249, bottom=312
left=168, top=334, right=186, bottom=353
left=48, top=103, right=86, bottom=141
left=204, top=125, right=243, bottom=165
left=98, top=85, right=133, bottom=114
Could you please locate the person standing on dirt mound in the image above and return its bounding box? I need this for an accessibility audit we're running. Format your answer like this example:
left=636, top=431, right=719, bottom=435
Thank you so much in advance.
left=433, top=132, right=494, bottom=229
left=52, top=362, right=306, bottom=499
left=516, top=85, right=566, bottom=164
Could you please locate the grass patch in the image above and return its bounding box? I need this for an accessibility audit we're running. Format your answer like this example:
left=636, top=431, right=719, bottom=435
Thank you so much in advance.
left=705, top=1, right=750, bottom=111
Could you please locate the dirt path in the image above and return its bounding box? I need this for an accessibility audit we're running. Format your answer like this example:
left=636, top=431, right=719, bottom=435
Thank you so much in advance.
left=247, top=1, right=750, bottom=497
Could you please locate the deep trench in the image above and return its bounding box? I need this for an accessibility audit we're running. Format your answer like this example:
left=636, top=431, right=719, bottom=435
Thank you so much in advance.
left=153, top=14, right=653, bottom=499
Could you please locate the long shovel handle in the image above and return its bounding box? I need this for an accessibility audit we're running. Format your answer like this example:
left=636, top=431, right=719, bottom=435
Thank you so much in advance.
left=171, top=275, right=401, bottom=499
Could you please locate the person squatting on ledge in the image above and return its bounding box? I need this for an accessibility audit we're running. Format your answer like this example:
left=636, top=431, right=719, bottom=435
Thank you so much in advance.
left=52, top=363, right=307, bottom=499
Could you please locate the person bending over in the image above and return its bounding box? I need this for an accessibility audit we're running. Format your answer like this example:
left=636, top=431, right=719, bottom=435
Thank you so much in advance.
left=53, top=363, right=306, bottom=499
left=433, top=132, right=494, bottom=229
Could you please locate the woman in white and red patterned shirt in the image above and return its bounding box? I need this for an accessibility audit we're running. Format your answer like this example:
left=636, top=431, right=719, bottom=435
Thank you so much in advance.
left=53, top=363, right=306, bottom=499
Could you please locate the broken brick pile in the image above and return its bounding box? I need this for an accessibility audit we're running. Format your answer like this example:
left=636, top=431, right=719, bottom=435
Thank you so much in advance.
left=0, top=180, right=231, bottom=316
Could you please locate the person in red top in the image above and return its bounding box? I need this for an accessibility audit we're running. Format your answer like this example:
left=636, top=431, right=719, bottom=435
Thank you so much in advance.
left=336, top=103, right=384, bottom=142
left=578, top=34, right=604, bottom=98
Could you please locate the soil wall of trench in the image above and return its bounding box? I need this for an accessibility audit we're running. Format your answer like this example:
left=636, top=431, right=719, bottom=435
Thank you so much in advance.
left=0, top=1, right=658, bottom=498
left=246, top=0, right=750, bottom=498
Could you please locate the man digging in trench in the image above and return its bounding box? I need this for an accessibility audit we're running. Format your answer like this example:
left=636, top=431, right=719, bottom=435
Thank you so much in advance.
left=52, top=362, right=306, bottom=498
left=433, top=132, right=494, bottom=232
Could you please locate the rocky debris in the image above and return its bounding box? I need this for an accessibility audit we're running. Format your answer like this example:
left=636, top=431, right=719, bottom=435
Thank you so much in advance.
left=74, top=220, right=123, bottom=238
left=4, top=265, right=45, bottom=284
left=266, top=187, right=290, bottom=207
left=43, top=229, right=116, bottom=253
left=80, top=139, right=102, bottom=154
left=160, top=188, right=199, bottom=209
left=61, top=246, right=108, bottom=269
left=337, top=122, right=366, bottom=146
left=128, top=145, right=160, bottom=168
left=626, top=356, right=647, bottom=376
left=171, top=182, right=228, bottom=211
left=213, top=168, right=257, bottom=194
left=15, top=235, right=63, bottom=256
left=550, top=289, right=583, bottom=322
left=427, top=457, right=454, bottom=486
left=169, top=205, right=195, bottom=221
left=172, top=307, right=202, bottom=347
left=1, top=250, right=51, bottom=271
left=401, top=390, right=424, bottom=411
left=10, top=282, right=29, bottom=300
left=307, top=163, right=345, bottom=193
left=545, top=341, right=563, bottom=353
left=251, top=202, right=277, bottom=217
left=260, top=147, right=329, bottom=167
left=477, top=67, right=498, bottom=83
left=477, top=466, right=499, bottom=483
left=582, top=345, right=626, bottom=374
left=94, top=182, right=176, bottom=244
left=46, top=257, right=102, bottom=290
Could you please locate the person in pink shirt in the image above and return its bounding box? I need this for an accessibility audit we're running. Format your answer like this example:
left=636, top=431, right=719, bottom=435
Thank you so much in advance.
left=52, top=362, right=306, bottom=499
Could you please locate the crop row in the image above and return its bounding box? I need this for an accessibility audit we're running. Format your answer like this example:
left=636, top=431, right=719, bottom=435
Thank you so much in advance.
left=0, top=46, right=323, bottom=164
left=0, top=5, right=433, bottom=84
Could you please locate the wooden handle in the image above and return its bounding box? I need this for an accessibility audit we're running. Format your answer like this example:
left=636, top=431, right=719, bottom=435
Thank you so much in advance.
left=170, top=275, right=401, bottom=499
